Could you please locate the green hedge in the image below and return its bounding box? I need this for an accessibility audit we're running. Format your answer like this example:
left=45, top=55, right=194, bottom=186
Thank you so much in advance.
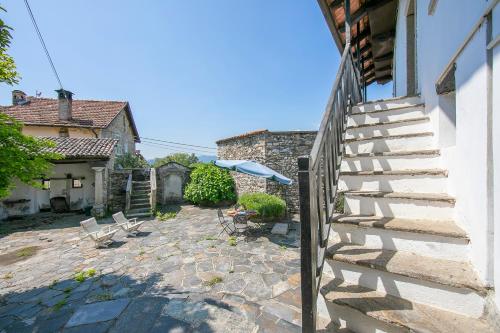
left=238, top=192, right=286, bottom=220
left=184, top=163, right=236, bottom=205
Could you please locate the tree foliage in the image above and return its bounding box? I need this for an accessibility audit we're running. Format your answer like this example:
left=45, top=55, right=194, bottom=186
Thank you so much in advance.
left=152, top=153, right=199, bottom=168
left=184, top=163, right=236, bottom=205
left=115, top=152, right=149, bottom=169
left=0, top=114, right=61, bottom=198
left=0, top=6, right=59, bottom=199
left=0, top=7, right=20, bottom=85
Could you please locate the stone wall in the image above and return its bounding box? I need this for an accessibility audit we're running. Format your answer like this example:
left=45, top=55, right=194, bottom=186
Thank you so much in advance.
left=265, top=131, right=317, bottom=212
left=217, top=130, right=317, bottom=212
left=108, top=170, right=132, bottom=213
left=217, top=132, right=267, bottom=196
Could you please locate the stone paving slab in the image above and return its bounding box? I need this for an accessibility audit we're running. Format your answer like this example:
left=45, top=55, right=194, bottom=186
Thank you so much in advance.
left=0, top=205, right=302, bottom=332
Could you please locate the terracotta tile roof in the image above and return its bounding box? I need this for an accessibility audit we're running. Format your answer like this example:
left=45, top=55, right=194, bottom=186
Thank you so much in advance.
left=216, top=129, right=269, bottom=144
left=0, top=97, right=128, bottom=128
left=41, top=137, right=118, bottom=160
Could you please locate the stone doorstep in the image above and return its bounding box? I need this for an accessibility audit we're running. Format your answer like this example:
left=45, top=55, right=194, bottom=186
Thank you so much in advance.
left=65, top=298, right=130, bottom=328
left=320, top=277, right=494, bottom=333
left=331, top=214, right=468, bottom=239
left=345, top=131, right=433, bottom=143
left=340, top=169, right=448, bottom=177
left=351, top=102, right=425, bottom=115
left=271, top=223, right=289, bottom=235
left=326, top=241, right=486, bottom=293
left=343, top=149, right=440, bottom=158
left=346, top=116, right=429, bottom=130
left=343, top=190, right=456, bottom=204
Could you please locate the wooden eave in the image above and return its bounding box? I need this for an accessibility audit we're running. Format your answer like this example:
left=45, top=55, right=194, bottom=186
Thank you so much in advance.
left=318, top=0, right=398, bottom=86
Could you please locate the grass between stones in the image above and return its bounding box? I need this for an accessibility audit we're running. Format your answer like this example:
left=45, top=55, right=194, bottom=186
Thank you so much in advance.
left=204, top=276, right=223, bottom=287
left=228, top=236, right=237, bottom=246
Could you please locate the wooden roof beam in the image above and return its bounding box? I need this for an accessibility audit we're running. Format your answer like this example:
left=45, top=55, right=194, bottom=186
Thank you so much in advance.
left=338, top=0, right=395, bottom=32
left=351, top=29, right=371, bottom=45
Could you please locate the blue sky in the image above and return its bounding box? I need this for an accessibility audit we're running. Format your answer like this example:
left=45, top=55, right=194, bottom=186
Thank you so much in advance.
left=1, top=0, right=392, bottom=159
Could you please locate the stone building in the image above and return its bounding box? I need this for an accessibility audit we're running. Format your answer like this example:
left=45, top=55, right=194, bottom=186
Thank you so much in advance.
left=0, top=89, right=141, bottom=218
left=216, top=129, right=316, bottom=212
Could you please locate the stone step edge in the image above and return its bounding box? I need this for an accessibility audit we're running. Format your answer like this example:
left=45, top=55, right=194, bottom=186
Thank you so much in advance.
left=326, top=242, right=486, bottom=293
left=347, top=116, right=429, bottom=130
left=330, top=214, right=468, bottom=240
left=340, top=169, right=448, bottom=177
left=320, top=277, right=492, bottom=333
left=343, top=190, right=456, bottom=204
left=351, top=103, right=425, bottom=115
left=344, top=149, right=440, bottom=158
left=354, top=95, right=421, bottom=106
left=345, top=132, right=433, bottom=143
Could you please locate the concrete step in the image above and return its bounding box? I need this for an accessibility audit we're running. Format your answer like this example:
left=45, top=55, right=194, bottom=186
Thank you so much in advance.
left=126, top=208, right=152, bottom=218
left=324, top=242, right=487, bottom=317
left=341, top=149, right=441, bottom=172
left=339, top=169, right=448, bottom=193
left=352, top=96, right=422, bottom=113
left=346, top=117, right=430, bottom=140
left=348, top=105, right=425, bottom=127
left=130, top=197, right=150, bottom=205
left=130, top=202, right=151, bottom=209
left=344, top=191, right=455, bottom=220
left=345, top=132, right=434, bottom=155
left=320, top=277, right=493, bottom=333
left=330, top=215, right=469, bottom=261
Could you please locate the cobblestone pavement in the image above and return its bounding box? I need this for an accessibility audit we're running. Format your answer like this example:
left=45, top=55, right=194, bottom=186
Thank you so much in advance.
left=0, top=206, right=302, bottom=332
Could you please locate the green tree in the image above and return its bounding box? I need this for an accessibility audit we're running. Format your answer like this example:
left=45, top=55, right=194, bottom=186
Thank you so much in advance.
left=0, top=114, right=61, bottom=198
left=0, top=7, right=20, bottom=85
left=152, top=153, right=199, bottom=168
left=115, top=152, right=149, bottom=169
left=0, top=6, right=60, bottom=198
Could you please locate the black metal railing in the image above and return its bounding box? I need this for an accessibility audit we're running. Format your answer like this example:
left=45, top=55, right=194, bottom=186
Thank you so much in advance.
left=298, top=42, right=362, bottom=332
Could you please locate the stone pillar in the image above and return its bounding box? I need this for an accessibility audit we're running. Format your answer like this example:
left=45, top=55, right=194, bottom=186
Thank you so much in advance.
left=92, top=167, right=105, bottom=217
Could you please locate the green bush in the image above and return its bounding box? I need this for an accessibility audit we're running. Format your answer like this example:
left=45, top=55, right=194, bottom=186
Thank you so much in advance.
left=238, top=193, right=286, bottom=220
left=184, top=163, right=236, bottom=205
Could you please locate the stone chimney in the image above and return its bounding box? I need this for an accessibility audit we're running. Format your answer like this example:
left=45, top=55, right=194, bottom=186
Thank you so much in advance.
left=56, top=89, right=73, bottom=121
left=12, top=90, right=27, bottom=105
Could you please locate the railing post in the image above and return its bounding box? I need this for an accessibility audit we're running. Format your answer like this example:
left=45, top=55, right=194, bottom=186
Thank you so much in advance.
left=125, top=173, right=132, bottom=213
left=150, top=168, right=157, bottom=212
left=298, top=156, right=316, bottom=333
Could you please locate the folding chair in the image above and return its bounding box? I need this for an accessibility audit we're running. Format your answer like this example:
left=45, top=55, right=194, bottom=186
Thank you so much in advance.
left=217, top=208, right=235, bottom=237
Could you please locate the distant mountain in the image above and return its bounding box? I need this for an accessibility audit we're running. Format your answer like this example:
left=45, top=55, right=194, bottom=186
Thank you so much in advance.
left=198, top=155, right=217, bottom=163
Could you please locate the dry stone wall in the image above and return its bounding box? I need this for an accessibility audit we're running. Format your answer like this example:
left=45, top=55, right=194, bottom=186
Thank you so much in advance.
left=108, top=170, right=132, bottom=213
left=217, top=130, right=316, bottom=212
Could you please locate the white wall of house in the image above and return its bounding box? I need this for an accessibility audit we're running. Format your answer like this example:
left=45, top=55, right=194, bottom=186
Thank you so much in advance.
left=492, top=1, right=500, bottom=309
left=393, top=0, right=498, bottom=290
left=0, top=162, right=98, bottom=219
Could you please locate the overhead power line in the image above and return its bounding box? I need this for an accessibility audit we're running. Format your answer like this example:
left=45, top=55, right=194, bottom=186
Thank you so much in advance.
left=140, top=141, right=215, bottom=155
left=24, top=0, right=64, bottom=90
left=139, top=137, right=217, bottom=150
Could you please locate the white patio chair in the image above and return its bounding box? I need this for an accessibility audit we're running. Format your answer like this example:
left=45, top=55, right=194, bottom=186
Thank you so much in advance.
left=80, top=217, right=117, bottom=248
left=112, top=211, right=146, bottom=236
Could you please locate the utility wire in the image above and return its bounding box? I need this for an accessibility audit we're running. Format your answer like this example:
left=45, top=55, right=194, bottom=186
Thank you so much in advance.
left=139, top=136, right=217, bottom=150
left=140, top=139, right=215, bottom=153
left=140, top=142, right=215, bottom=155
left=24, top=0, right=64, bottom=90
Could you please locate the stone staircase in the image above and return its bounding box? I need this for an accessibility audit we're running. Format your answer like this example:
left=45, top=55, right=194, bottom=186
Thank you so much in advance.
left=127, top=170, right=152, bottom=218
left=319, top=96, right=494, bottom=332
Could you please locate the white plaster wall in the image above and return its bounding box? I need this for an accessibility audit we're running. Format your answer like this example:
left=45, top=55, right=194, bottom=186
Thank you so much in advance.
left=454, top=25, right=490, bottom=283
left=392, top=1, right=498, bottom=286
left=50, top=163, right=95, bottom=210
left=492, top=2, right=500, bottom=308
